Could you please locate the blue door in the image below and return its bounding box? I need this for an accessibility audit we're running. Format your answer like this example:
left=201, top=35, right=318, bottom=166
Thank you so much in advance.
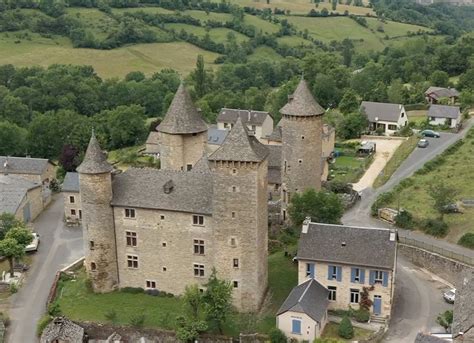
left=373, top=295, right=382, bottom=315
left=23, top=203, right=31, bottom=223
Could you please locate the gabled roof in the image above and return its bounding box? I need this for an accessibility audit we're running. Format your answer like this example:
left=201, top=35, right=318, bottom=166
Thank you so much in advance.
left=157, top=83, right=208, bottom=135
left=77, top=133, right=113, bottom=175
left=297, top=223, right=397, bottom=270
left=280, top=79, right=325, bottom=117
left=209, top=117, right=268, bottom=163
left=452, top=269, right=474, bottom=339
left=428, top=104, right=461, bottom=119
left=0, top=156, right=53, bottom=176
left=111, top=168, right=213, bottom=215
left=0, top=175, right=41, bottom=214
left=277, top=279, right=329, bottom=322
left=360, top=101, right=404, bottom=123
left=425, top=86, right=460, bottom=99
left=62, top=172, right=79, bottom=193
left=217, top=108, right=271, bottom=126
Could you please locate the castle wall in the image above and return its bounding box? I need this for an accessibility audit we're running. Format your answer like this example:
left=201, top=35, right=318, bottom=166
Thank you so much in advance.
left=159, top=132, right=206, bottom=171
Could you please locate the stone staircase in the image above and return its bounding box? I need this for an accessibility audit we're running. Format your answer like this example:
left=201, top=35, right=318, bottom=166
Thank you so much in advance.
left=370, top=315, right=388, bottom=325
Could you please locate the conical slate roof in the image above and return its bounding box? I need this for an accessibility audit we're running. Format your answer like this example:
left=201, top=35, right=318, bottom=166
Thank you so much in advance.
left=157, top=83, right=208, bottom=134
left=280, top=78, right=325, bottom=117
left=209, top=117, right=268, bottom=162
left=77, top=132, right=113, bottom=174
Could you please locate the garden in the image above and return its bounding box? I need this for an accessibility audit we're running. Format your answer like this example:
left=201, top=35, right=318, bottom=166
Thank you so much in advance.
left=329, top=141, right=374, bottom=184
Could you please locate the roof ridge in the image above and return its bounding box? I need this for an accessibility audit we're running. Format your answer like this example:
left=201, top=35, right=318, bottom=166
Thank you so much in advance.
left=298, top=279, right=313, bottom=303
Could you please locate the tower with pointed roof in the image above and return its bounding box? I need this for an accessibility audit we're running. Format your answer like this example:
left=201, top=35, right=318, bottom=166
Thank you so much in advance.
left=157, top=83, right=208, bottom=171
left=208, top=117, right=269, bottom=311
left=77, top=133, right=119, bottom=292
left=280, top=78, right=325, bottom=220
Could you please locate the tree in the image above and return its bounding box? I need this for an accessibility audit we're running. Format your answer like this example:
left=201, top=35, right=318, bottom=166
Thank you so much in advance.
left=429, top=70, right=449, bottom=88
left=458, top=68, right=474, bottom=90
left=387, top=79, right=406, bottom=104
left=0, top=213, right=25, bottom=240
left=0, top=227, right=33, bottom=277
left=436, top=310, right=453, bottom=333
left=269, top=328, right=287, bottom=343
left=0, top=121, right=28, bottom=156
left=428, top=183, right=458, bottom=220
left=339, top=90, right=359, bottom=114
left=183, top=284, right=203, bottom=319
left=338, top=316, right=354, bottom=339
left=193, top=55, right=207, bottom=98
left=59, top=144, right=80, bottom=172
left=288, top=189, right=344, bottom=226
left=312, top=74, right=340, bottom=109
left=203, top=269, right=233, bottom=334
left=337, top=112, right=367, bottom=139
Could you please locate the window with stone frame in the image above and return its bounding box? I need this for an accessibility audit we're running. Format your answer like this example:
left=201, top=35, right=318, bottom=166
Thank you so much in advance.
left=71, top=209, right=76, bottom=216
left=192, top=215, right=204, bottom=226
left=124, top=208, right=136, bottom=218
left=233, top=281, right=239, bottom=288
left=328, top=286, right=337, bottom=301
left=90, top=262, right=96, bottom=271
left=127, top=255, right=139, bottom=269
left=146, top=280, right=156, bottom=289
left=126, top=231, right=137, bottom=247
left=69, top=195, right=75, bottom=204
left=350, top=288, right=360, bottom=303
left=193, top=264, right=205, bottom=277
left=186, top=164, right=192, bottom=171
left=193, top=239, right=205, bottom=255
left=233, top=258, right=239, bottom=268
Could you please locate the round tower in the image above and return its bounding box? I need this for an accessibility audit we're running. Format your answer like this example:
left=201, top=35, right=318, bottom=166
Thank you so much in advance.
left=77, top=133, right=119, bottom=292
left=157, top=83, right=208, bottom=171
left=280, top=78, right=325, bottom=220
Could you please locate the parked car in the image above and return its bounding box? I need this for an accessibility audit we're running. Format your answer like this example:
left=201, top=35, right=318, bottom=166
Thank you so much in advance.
left=421, top=130, right=441, bottom=138
left=417, top=139, right=429, bottom=148
left=25, top=232, right=40, bottom=252
left=442, top=203, right=461, bottom=213
left=443, top=288, right=456, bottom=303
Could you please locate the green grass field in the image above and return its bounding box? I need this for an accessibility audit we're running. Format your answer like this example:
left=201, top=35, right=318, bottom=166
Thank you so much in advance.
left=366, top=18, right=431, bottom=38
left=247, top=46, right=284, bottom=62
left=183, top=9, right=233, bottom=22
left=66, top=8, right=119, bottom=40
left=164, top=23, right=248, bottom=43
left=277, top=35, right=313, bottom=47
left=322, top=322, right=373, bottom=341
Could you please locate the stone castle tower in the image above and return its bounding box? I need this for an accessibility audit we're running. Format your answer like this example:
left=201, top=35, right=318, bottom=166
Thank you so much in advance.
left=280, top=78, right=325, bottom=220
left=208, top=117, right=269, bottom=311
left=157, top=83, right=208, bottom=171
left=77, top=133, right=119, bottom=292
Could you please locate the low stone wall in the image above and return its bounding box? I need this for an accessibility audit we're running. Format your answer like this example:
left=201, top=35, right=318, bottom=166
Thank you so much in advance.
left=398, top=244, right=473, bottom=283
left=360, top=135, right=408, bottom=141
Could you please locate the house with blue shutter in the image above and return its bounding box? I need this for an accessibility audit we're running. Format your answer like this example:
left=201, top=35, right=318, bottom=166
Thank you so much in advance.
left=295, top=221, right=397, bottom=320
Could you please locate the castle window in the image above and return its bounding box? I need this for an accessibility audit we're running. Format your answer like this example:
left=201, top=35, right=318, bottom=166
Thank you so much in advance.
left=146, top=280, right=156, bottom=289
left=193, top=239, right=205, bottom=255
left=231, top=211, right=236, bottom=219
left=162, top=242, right=167, bottom=247
left=71, top=209, right=76, bottom=216
left=160, top=215, right=165, bottom=220
left=186, top=164, right=192, bottom=171
left=232, top=186, right=236, bottom=192
left=298, top=159, right=302, bottom=164
left=193, top=264, right=205, bottom=277
left=90, top=262, right=96, bottom=271
left=232, top=169, right=237, bottom=174
left=163, top=267, right=167, bottom=271
left=89, top=241, right=94, bottom=250
left=328, top=286, right=337, bottom=301
left=301, top=135, right=305, bottom=140
left=126, top=231, right=137, bottom=247
left=230, top=237, right=237, bottom=247
left=284, top=160, right=287, bottom=173
left=233, top=258, right=239, bottom=268
left=233, top=281, right=239, bottom=288
left=69, top=196, right=75, bottom=204
left=124, top=208, right=136, bottom=219
left=350, top=289, right=360, bottom=304
left=127, top=255, right=139, bottom=269
left=251, top=125, right=256, bottom=131
left=192, top=215, right=204, bottom=226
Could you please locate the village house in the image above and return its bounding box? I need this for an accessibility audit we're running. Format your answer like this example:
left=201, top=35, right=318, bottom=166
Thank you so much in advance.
left=62, top=172, right=81, bottom=224
left=216, top=108, right=274, bottom=142
left=425, top=86, right=460, bottom=105
left=0, top=174, right=43, bottom=222
left=428, top=104, right=461, bottom=129
left=295, top=221, right=397, bottom=320
left=0, top=156, right=56, bottom=186
left=360, top=101, right=408, bottom=135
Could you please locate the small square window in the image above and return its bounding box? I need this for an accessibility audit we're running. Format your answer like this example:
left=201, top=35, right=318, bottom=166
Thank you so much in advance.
left=146, top=280, right=156, bottom=289
left=162, top=242, right=167, bottom=247
left=301, top=135, right=305, bottom=140
left=193, top=264, right=205, bottom=277
left=125, top=208, right=136, bottom=218
left=233, top=281, right=239, bottom=288
left=89, top=241, right=94, bottom=250
left=298, top=159, right=302, bottom=164
left=232, top=186, right=236, bottom=192
left=69, top=196, right=75, bottom=204
left=163, top=267, right=167, bottom=272
left=90, top=262, right=96, bottom=271
left=230, top=237, right=237, bottom=247
left=71, top=209, right=76, bottom=216
left=231, top=211, right=236, bottom=219
left=127, top=255, right=138, bottom=269
left=186, top=164, right=192, bottom=171
left=160, top=215, right=165, bottom=220
left=232, top=169, right=237, bottom=174
left=233, top=258, right=239, bottom=268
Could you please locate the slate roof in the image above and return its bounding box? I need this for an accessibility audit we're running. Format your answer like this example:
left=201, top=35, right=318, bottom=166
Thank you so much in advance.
left=452, top=269, right=474, bottom=339
left=40, top=317, right=84, bottom=343
left=277, top=278, right=329, bottom=322
left=217, top=108, right=271, bottom=126
left=266, top=126, right=282, bottom=142
left=268, top=168, right=281, bottom=185
left=425, top=86, right=460, bottom=99
left=267, top=145, right=282, bottom=169
left=360, top=101, right=403, bottom=123
left=0, top=156, right=52, bottom=175
left=207, top=127, right=229, bottom=146
left=209, top=117, right=269, bottom=163
left=77, top=133, right=113, bottom=174
left=0, top=175, right=41, bottom=214
left=157, top=83, right=207, bottom=134
left=62, top=172, right=79, bottom=193
left=428, top=104, right=461, bottom=119
left=111, top=168, right=213, bottom=214
left=297, top=223, right=397, bottom=269
left=280, top=79, right=325, bottom=117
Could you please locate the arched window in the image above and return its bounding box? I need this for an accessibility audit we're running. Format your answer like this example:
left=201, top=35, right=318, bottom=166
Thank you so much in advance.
left=91, top=262, right=96, bottom=271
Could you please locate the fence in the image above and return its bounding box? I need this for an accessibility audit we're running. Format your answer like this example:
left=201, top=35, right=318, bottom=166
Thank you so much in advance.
left=399, top=236, right=473, bottom=266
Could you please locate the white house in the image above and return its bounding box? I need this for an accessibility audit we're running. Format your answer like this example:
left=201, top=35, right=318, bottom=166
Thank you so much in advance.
left=428, top=104, right=461, bottom=128
left=360, top=101, right=408, bottom=135
left=217, top=108, right=274, bottom=142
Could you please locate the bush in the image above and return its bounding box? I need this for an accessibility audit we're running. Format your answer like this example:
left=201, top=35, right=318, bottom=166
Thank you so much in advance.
left=371, top=191, right=394, bottom=216
left=36, top=315, right=52, bottom=337
left=145, top=289, right=160, bottom=296
left=121, top=287, right=145, bottom=294
left=458, top=233, right=474, bottom=249
left=338, top=316, right=354, bottom=339
left=47, top=303, right=61, bottom=316
left=422, top=219, right=449, bottom=237
left=129, top=314, right=146, bottom=328
left=353, top=309, right=370, bottom=323
left=104, top=309, right=118, bottom=323
left=269, top=328, right=287, bottom=343
left=9, top=283, right=18, bottom=294
left=395, top=210, right=414, bottom=229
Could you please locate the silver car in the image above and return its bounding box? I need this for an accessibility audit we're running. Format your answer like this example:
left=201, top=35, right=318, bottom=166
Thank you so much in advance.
left=418, top=139, right=429, bottom=148
left=443, top=288, right=456, bottom=303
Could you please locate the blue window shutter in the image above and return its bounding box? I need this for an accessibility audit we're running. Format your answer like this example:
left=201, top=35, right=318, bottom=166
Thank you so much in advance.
left=351, top=268, right=356, bottom=283
left=383, top=271, right=389, bottom=287
left=310, top=263, right=315, bottom=279
left=360, top=269, right=366, bottom=284
left=369, top=270, right=375, bottom=285
left=327, top=265, right=332, bottom=280
left=292, top=319, right=301, bottom=334
left=336, top=266, right=342, bottom=282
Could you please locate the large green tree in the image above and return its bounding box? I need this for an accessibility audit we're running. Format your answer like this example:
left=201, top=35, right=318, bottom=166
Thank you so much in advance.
left=0, top=121, right=28, bottom=156
left=0, top=227, right=33, bottom=277
left=0, top=213, right=25, bottom=240
left=203, top=269, right=233, bottom=334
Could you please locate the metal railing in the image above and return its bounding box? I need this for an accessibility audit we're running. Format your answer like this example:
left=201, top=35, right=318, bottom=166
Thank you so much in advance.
left=399, top=236, right=473, bottom=266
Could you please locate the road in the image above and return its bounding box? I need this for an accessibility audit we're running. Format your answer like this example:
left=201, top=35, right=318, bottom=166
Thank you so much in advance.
left=342, top=120, right=473, bottom=342
left=7, top=195, right=84, bottom=343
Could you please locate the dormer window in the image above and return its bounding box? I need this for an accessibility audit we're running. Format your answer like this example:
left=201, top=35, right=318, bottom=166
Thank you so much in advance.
left=163, top=180, right=174, bottom=194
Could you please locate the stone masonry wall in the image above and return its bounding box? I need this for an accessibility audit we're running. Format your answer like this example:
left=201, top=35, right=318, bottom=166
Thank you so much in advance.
left=63, top=191, right=81, bottom=221
left=159, top=132, right=206, bottom=171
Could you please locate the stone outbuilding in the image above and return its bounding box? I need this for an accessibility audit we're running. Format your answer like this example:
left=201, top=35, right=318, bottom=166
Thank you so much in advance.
left=0, top=174, right=43, bottom=222
left=62, top=172, right=81, bottom=224
left=40, top=317, right=85, bottom=343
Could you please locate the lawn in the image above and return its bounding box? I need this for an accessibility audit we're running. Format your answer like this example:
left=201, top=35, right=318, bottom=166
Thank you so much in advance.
left=164, top=23, right=248, bottom=43
left=65, top=8, right=119, bottom=40
left=330, top=153, right=373, bottom=184
left=183, top=10, right=233, bottom=23
left=247, top=46, right=284, bottom=62
left=0, top=32, right=220, bottom=78
left=277, top=35, right=313, bottom=47
left=244, top=14, right=281, bottom=34
left=54, top=250, right=298, bottom=336
left=365, top=18, right=432, bottom=38
left=321, top=322, right=373, bottom=341
left=407, top=110, right=428, bottom=128
left=113, top=7, right=174, bottom=15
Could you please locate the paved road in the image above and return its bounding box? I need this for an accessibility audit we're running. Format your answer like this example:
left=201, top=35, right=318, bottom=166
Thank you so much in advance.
left=342, top=120, right=473, bottom=342
left=7, top=195, right=84, bottom=343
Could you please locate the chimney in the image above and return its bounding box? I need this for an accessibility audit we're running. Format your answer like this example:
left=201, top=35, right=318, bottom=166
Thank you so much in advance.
left=248, top=111, right=250, bottom=122
left=302, top=217, right=311, bottom=234
left=389, top=230, right=396, bottom=242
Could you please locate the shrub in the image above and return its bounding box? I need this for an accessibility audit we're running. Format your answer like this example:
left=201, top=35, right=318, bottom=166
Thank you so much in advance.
left=84, top=278, right=93, bottom=292
left=104, top=309, right=118, bottom=323
left=145, top=289, right=160, bottom=296
left=269, top=328, right=287, bottom=343
left=9, top=283, right=18, bottom=294
left=353, top=308, right=370, bottom=323
left=371, top=191, right=394, bottom=216
left=422, top=219, right=448, bottom=237
left=458, top=233, right=474, bottom=249
left=395, top=210, right=414, bottom=229
left=338, top=316, right=354, bottom=339
left=121, top=287, right=145, bottom=294
left=129, top=314, right=146, bottom=328
left=47, top=303, right=61, bottom=316
left=36, top=315, right=52, bottom=336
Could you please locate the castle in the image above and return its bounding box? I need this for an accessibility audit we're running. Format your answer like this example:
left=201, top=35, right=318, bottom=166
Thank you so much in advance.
left=78, top=78, right=325, bottom=311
